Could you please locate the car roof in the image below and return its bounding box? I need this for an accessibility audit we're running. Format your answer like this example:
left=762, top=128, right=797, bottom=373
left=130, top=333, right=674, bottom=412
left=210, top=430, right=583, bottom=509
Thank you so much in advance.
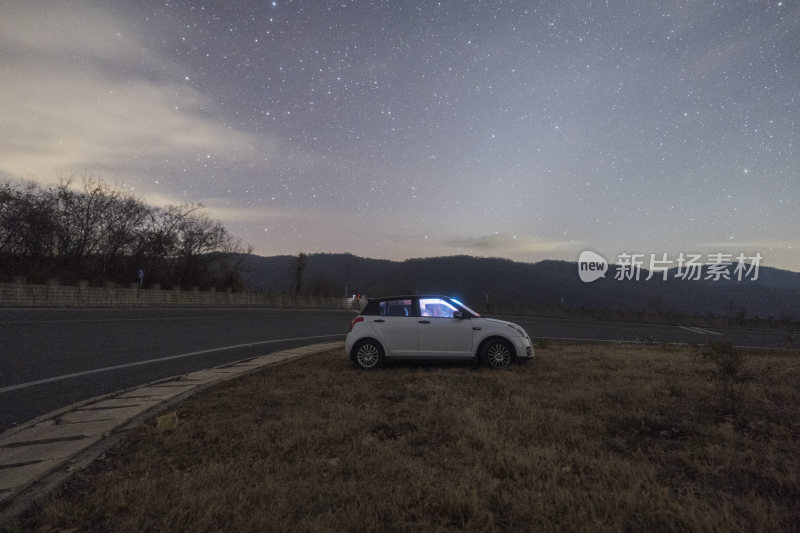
left=366, top=295, right=455, bottom=302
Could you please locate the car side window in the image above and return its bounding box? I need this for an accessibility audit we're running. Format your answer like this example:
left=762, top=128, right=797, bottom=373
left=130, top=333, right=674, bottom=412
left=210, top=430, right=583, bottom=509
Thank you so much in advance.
left=419, top=298, right=458, bottom=318
left=380, top=299, right=412, bottom=317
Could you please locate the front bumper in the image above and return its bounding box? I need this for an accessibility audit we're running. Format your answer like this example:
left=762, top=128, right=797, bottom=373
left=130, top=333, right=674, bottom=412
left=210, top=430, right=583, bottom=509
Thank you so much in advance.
left=513, top=335, right=535, bottom=360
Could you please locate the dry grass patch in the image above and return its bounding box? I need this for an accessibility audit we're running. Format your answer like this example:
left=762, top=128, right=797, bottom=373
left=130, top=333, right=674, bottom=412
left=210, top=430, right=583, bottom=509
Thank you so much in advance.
left=8, top=343, right=800, bottom=532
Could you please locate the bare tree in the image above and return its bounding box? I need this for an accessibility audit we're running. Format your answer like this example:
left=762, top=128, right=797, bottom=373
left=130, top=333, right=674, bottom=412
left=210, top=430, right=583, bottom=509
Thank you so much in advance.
left=0, top=180, right=58, bottom=279
left=0, top=177, right=251, bottom=288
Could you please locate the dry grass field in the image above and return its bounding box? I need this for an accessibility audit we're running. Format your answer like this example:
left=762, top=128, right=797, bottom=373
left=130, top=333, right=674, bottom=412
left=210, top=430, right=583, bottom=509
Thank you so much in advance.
left=7, top=342, right=800, bottom=532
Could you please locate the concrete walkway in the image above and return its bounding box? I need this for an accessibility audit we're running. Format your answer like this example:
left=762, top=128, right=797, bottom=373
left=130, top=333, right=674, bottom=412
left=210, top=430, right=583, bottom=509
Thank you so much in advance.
left=0, top=341, right=343, bottom=521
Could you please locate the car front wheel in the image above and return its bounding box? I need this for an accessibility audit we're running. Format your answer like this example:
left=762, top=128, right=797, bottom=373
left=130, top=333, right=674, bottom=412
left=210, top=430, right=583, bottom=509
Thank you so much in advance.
left=481, top=339, right=513, bottom=369
left=353, top=339, right=384, bottom=369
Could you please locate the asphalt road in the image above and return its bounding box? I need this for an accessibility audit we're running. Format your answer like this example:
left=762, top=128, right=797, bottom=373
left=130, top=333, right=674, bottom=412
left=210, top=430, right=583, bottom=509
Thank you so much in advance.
left=0, top=308, right=355, bottom=432
left=2, top=308, right=797, bottom=432
left=497, top=315, right=800, bottom=350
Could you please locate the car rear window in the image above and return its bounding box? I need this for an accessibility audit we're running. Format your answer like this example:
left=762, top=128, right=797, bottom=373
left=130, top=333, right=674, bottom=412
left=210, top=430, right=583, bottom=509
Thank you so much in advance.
left=361, top=300, right=380, bottom=315
left=379, top=299, right=413, bottom=317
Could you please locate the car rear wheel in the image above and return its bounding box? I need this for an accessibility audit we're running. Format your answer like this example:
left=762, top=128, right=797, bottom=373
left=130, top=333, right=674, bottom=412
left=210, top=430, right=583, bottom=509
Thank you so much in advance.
left=353, top=339, right=384, bottom=369
left=481, top=339, right=513, bottom=369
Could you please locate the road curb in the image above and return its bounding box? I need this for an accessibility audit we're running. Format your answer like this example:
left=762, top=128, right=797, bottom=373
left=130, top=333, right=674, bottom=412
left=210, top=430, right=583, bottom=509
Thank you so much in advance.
left=0, top=341, right=344, bottom=523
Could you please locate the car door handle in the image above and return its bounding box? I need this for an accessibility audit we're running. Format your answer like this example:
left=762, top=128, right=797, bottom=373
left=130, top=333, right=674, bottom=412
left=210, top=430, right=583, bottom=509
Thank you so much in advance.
left=472, top=326, right=482, bottom=330
left=373, top=319, right=385, bottom=323
left=418, top=320, right=430, bottom=324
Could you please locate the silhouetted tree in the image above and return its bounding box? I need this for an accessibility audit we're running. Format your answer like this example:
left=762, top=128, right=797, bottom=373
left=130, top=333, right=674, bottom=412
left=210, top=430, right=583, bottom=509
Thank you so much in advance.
left=294, top=252, right=307, bottom=294
left=0, top=175, right=249, bottom=289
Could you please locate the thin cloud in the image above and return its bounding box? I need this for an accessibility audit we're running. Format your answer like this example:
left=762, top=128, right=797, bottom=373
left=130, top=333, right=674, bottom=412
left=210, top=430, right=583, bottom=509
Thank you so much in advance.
left=133, top=191, right=310, bottom=224
left=0, top=3, right=155, bottom=65
left=441, top=233, right=579, bottom=254
left=202, top=203, right=318, bottom=225
left=0, top=2, right=271, bottom=184
left=697, top=241, right=798, bottom=251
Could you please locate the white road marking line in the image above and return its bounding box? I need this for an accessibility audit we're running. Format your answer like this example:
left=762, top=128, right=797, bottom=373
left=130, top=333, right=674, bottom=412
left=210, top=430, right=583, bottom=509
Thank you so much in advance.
left=536, top=337, right=784, bottom=351
left=0, top=334, right=345, bottom=394
left=678, top=326, right=722, bottom=336
left=691, top=326, right=722, bottom=335
left=537, top=336, right=668, bottom=344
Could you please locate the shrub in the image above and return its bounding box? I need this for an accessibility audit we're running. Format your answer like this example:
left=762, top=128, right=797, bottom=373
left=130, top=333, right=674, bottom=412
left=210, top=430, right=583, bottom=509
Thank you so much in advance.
left=701, top=339, right=755, bottom=418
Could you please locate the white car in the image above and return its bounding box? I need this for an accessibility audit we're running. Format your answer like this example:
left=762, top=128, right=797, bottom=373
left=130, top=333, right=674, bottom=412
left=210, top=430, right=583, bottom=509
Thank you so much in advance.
left=345, top=295, right=534, bottom=369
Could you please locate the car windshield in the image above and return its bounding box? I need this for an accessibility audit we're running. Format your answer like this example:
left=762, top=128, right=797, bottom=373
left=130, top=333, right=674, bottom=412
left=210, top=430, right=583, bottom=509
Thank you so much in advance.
left=450, top=298, right=480, bottom=317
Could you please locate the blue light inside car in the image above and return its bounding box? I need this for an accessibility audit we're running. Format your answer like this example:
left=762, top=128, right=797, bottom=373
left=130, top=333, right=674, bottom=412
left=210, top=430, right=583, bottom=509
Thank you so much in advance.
left=450, top=298, right=480, bottom=317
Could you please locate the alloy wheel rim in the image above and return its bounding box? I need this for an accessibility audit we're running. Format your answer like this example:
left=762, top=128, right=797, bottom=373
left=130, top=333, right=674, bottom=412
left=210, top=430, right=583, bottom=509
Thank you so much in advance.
left=357, top=344, right=379, bottom=367
left=487, top=343, right=511, bottom=368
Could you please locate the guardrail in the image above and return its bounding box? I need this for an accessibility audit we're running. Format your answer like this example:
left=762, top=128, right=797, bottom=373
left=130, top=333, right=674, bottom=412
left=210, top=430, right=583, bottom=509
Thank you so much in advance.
left=0, top=280, right=359, bottom=309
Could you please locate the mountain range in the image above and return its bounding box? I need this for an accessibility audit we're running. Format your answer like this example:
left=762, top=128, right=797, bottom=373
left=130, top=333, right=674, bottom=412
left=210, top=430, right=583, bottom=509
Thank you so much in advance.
left=237, top=253, right=800, bottom=321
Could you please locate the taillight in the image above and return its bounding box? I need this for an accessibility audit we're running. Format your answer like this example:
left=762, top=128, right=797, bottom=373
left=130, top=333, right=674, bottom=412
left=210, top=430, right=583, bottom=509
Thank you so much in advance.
left=349, top=316, right=364, bottom=332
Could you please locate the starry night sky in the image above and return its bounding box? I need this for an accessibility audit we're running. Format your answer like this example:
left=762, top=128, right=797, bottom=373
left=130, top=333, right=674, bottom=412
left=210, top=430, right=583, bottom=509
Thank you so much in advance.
left=1, top=1, right=798, bottom=270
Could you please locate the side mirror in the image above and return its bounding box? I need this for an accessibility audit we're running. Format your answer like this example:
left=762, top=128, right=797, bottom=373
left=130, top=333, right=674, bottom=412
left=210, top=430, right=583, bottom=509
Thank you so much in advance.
left=453, top=311, right=464, bottom=319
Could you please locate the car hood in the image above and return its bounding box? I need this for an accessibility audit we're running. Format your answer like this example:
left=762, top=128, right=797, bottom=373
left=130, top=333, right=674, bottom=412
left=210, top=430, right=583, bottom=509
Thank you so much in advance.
left=477, top=317, right=529, bottom=335
left=480, top=317, right=516, bottom=327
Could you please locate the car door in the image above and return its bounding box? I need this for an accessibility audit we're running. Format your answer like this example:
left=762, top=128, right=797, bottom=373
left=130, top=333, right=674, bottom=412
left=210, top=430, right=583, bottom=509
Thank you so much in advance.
left=417, top=297, right=475, bottom=358
left=367, top=298, right=418, bottom=357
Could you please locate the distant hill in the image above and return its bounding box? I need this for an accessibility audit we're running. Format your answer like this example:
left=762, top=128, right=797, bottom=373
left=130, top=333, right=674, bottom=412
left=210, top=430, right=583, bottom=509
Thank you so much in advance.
left=236, top=253, right=800, bottom=321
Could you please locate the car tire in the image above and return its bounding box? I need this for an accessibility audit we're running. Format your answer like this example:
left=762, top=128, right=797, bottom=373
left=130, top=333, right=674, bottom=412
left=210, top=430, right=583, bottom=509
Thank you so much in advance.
left=481, top=339, right=513, bottom=369
left=353, top=339, right=384, bottom=369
